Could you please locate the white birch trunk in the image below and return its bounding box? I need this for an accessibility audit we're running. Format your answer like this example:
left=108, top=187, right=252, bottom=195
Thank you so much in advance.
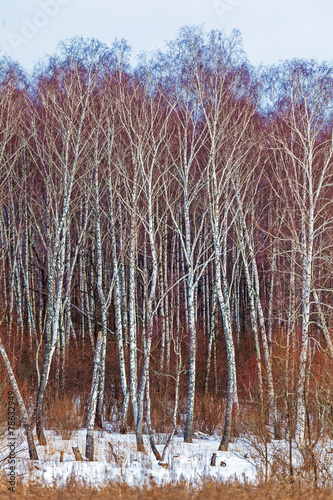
left=0, top=336, right=39, bottom=460
left=108, top=183, right=129, bottom=432
left=86, top=330, right=103, bottom=461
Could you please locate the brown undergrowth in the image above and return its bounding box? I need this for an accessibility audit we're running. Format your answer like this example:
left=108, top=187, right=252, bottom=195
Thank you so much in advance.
left=0, top=479, right=333, bottom=499
left=45, top=392, right=85, bottom=440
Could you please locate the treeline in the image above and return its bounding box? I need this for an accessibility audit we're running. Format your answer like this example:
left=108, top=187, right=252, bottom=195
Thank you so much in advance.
left=1, top=27, right=333, bottom=463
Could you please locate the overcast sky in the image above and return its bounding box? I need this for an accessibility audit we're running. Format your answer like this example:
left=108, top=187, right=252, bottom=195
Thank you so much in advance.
left=0, top=0, right=332, bottom=72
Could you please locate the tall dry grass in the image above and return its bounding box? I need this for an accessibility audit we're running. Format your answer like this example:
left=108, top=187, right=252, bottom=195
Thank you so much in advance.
left=45, top=392, right=85, bottom=440
left=0, top=479, right=333, bottom=500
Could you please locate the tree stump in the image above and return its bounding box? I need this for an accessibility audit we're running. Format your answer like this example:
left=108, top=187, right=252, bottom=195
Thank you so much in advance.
left=108, top=442, right=118, bottom=463
left=210, top=453, right=217, bottom=466
left=72, top=446, right=84, bottom=461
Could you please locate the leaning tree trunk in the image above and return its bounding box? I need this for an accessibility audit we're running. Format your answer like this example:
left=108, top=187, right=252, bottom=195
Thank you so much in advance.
left=211, top=206, right=238, bottom=451
left=217, top=251, right=238, bottom=449
left=160, top=337, right=182, bottom=462
left=35, top=230, right=67, bottom=446
left=0, top=336, right=38, bottom=460
left=236, top=214, right=280, bottom=439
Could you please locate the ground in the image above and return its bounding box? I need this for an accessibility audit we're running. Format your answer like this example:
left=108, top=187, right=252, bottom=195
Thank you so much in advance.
left=1, top=428, right=257, bottom=488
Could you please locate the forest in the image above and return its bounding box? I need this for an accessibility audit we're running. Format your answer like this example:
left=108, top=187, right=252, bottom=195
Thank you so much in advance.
left=1, top=26, right=333, bottom=489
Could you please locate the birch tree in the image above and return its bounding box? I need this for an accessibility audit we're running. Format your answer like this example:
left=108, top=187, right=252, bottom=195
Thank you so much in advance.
left=157, top=28, right=212, bottom=442
left=266, top=61, right=333, bottom=447
left=114, top=63, right=173, bottom=450
left=29, top=40, right=103, bottom=445
left=192, top=30, right=259, bottom=448
left=0, top=59, right=38, bottom=460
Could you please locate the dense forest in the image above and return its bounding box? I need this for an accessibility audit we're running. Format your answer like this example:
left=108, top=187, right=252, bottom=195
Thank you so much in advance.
left=1, top=27, right=333, bottom=474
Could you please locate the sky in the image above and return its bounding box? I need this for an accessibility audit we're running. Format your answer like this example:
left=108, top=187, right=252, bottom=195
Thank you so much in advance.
left=0, top=0, right=332, bottom=73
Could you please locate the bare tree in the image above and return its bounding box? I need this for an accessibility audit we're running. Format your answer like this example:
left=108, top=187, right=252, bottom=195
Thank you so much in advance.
left=157, top=28, right=213, bottom=442
left=266, top=61, right=333, bottom=447
left=29, top=40, right=103, bottom=445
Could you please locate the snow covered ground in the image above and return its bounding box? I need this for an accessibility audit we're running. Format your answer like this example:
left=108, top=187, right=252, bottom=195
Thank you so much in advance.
left=3, top=425, right=332, bottom=489
left=1, top=428, right=259, bottom=488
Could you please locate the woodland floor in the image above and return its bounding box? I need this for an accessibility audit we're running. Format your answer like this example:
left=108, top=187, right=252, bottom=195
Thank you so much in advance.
left=1, top=426, right=333, bottom=497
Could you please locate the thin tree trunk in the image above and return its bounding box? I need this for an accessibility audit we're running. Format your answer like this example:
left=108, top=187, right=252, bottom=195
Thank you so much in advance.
left=109, top=184, right=129, bottom=433
left=86, top=330, right=103, bottom=461
left=0, top=336, right=38, bottom=460
left=204, top=278, right=217, bottom=395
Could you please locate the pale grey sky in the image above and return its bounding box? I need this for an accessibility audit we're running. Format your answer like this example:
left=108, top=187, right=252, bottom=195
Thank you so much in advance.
left=0, top=0, right=332, bottom=72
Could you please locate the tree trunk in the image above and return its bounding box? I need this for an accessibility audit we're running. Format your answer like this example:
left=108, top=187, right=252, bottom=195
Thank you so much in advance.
left=86, top=330, right=103, bottom=461
left=0, top=336, right=38, bottom=460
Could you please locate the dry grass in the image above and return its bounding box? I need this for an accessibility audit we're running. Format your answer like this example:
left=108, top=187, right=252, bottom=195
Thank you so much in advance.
left=194, top=395, right=225, bottom=435
left=0, top=374, right=11, bottom=425
left=45, top=393, right=84, bottom=440
left=0, top=479, right=333, bottom=499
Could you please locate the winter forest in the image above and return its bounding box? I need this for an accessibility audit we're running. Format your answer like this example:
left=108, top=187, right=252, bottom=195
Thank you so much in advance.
left=1, top=26, right=333, bottom=491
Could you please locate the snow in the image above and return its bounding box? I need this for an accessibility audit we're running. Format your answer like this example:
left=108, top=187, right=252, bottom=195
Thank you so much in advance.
left=1, top=428, right=258, bottom=488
